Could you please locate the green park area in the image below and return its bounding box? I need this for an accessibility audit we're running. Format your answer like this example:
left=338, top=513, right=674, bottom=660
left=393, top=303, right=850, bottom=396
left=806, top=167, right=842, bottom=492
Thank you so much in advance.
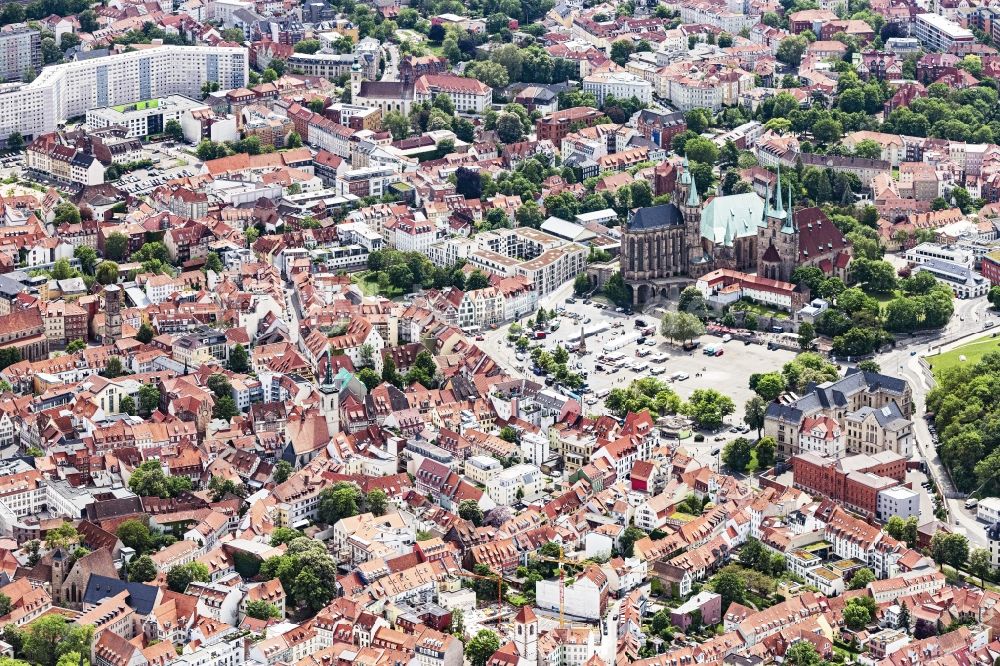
left=928, top=336, right=1000, bottom=375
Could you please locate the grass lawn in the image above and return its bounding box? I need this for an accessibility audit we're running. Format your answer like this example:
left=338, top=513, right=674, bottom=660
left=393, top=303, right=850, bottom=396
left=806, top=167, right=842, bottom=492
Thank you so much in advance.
left=739, top=301, right=789, bottom=320
left=927, top=336, right=1000, bottom=375
left=352, top=272, right=404, bottom=299
left=873, top=290, right=904, bottom=312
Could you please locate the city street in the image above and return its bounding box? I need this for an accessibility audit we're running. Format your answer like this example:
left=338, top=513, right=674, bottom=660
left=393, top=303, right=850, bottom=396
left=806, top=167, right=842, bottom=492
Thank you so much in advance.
left=877, top=294, right=992, bottom=547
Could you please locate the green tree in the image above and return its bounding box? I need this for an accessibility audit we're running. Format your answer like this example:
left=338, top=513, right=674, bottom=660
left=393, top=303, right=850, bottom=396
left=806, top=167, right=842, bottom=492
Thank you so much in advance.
left=23, top=616, right=93, bottom=666
left=465, top=630, right=500, bottom=666
left=208, top=475, right=245, bottom=502
left=138, top=383, right=160, bottom=416
left=784, top=639, right=823, bottom=666
left=755, top=436, right=776, bottom=468
left=497, top=112, right=525, bottom=143
left=798, top=322, right=816, bottom=350
left=712, top=570, right=745, bottom=610
left=66, top=339, right=86, bottom=353
left=245, top=600, right=282, bottom=620
left=104, top=233, right=129, bottom=262
left=116, top=519, right=152, bottom=554
left=383, top=111, right=411, bottom=141
left=458, top=499, right=484, bottom=526
left=50, top=259, right=74, bottom=281
left=74, top=245, right=97, bottom=275
left=127, top=555, right=157, bottom=583
left=228, top=343, right=250, bottom=373
left=849, top=567, right=875, bottom=590
left=969, top=547, right=993, bottom=588
left=165, top=119, right=184, bottom=141
left=884, top=515, right=918, bottom=546
left=273, top=461, right=294, bottom=484
left=466, top=270, right=490, bottom=290
left=776, top=35, right=808, bottom=66
left=843, top=601, right=871, bottom=630
left=357, top=368, right=380, bottom=390
left=366, top=489, right=388, bottom=516
left=610, top=39, right=633, bottom=66
left=723, top=437, right=753, bottom=472
left=744, top=396, right=767, bottom=436
left=293, top=39, right=321, bottom=54
left=212, top=396, right=239, bottom=421
left=136, top=322, right=154, bottom=344
left=684, top=389, right=735, bottom=429
left=753, top=372, right=786, bottom=401
left=620, top=526, right=646, bottom=557
left=166, top=561, right=211, bottom=593
left=95, top=260, right=119, bottom=285
left=45, top=523, right=79, bottom=550
left=270, top=527, right=304, bottom=546
left=317, top=482, right=363, bottom=524
left=6, top=132, right=24, bottom=152
left=931, top=531, right=969, bottom=570
left=205, top=252, right=223, bottom=273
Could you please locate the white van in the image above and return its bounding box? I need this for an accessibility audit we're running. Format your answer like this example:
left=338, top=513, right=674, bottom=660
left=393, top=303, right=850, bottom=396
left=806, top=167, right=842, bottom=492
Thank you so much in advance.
left=632, top=361, right=649, bottom=373
left=650, top=365, right=665, bottom=375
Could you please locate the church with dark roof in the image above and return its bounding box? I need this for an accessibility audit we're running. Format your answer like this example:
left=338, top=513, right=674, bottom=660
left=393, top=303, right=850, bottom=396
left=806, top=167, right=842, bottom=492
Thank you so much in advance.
left=621, top=160, right=852, bottom=305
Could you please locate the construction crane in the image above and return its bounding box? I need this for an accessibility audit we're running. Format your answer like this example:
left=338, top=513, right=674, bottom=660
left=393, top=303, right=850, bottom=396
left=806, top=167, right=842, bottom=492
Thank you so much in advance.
left=457, top=568, right=504, bottom=622
left=533, top=545, right=577, bottom=629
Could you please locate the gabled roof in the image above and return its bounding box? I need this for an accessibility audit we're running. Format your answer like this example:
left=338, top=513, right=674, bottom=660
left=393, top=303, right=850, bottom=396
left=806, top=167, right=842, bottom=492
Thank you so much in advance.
left=83, top=574, right=159, bottom=616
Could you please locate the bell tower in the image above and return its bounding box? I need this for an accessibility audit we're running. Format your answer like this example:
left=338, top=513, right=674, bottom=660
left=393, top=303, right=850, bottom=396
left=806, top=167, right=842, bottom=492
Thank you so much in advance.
left=104, top=285, right=122, bottom=344
left=319, top=348, right=339, bottom=437
left=514, top=606, right=538, bottom=665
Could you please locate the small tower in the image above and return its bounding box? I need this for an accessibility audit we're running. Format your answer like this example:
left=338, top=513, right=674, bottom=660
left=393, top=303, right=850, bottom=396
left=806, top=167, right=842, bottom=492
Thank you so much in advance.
left=104, top=285, right=122, bottom=344
left=681, top=166, right=703, bottom=268
left=350, top=62, right=363, bottom=101
left=514, top=605, right=538, bottom=665
left=319, top=347, right=340, bottom=436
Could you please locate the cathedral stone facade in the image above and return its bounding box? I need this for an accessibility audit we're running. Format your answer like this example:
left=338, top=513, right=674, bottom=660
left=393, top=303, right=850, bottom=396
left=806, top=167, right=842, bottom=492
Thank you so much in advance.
left=622, top=161, right=851, bottom=305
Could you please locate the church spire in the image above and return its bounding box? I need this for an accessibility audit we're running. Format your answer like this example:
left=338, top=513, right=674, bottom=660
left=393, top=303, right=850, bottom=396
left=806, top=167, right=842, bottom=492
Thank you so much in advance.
left=774, top=163, right=784, bottom=217
left=782, top=181, right=795, bottom=233
left=686, top=172, right=700, bottom=207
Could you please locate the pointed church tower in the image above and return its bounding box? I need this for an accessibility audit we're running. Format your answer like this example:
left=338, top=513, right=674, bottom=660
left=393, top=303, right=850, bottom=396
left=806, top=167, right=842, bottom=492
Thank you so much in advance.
left=319, top=347, right=340, bottom=437
left=680, top=155, right=703, bottom=272
left=514, top=605, right=538, bottom=665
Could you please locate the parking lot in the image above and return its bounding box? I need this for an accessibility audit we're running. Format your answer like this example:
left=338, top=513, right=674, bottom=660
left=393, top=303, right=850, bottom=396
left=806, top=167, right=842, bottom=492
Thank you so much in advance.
left=483, top=297, right=799, bottom=437
left=114, top=143, right=202, bottom=196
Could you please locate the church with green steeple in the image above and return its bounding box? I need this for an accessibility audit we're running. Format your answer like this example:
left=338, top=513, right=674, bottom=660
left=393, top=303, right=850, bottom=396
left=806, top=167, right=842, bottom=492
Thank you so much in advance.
left=621, top=158, right=851, bottom=304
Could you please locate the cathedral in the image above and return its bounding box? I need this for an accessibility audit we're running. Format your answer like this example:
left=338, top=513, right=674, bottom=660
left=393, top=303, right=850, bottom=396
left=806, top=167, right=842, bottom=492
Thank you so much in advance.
left=622, top=160, right=851, bottom=305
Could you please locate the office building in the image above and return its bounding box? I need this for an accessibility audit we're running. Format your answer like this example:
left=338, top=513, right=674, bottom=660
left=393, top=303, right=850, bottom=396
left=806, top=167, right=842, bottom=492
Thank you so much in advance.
left=913, top=13, right=974, bottom=52
left=0, top=45, right=248, bottom=144
left=0, top=27, right=41, bottom=82
left=85, top=95, right=205, bottom=138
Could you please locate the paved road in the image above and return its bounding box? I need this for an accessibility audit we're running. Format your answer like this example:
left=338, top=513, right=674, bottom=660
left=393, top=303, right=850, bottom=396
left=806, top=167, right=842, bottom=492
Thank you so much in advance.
left=876, top=294, right=992, bottom=547
left=381, top=43, right=400, bottom=81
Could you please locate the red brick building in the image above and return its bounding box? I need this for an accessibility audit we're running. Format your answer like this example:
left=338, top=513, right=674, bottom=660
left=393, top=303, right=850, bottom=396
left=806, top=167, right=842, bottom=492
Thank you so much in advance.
left=535, top=107, right=607, bottom=143
left=791, top=451, right=906, bottom=516
left=982, top=250, right=1000, bottom=285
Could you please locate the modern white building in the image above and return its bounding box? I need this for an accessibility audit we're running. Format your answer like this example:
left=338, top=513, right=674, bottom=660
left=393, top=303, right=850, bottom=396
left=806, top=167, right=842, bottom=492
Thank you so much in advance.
left=904, top=242, right=975, bottom=270
left=0, top=45, right=248, bottom=144
left=486, top=463, right=542, bottom=506
left=912, top=13, right=974, bottom=52
left=86, top=95, right=205, bottom=138
left=582, top=71, right=653, bottom=106
left=536, top=566, right=609, bottom=621
left=978, top=497, right=1000, bottom=524
left=876, top=486, right=920, bottom=522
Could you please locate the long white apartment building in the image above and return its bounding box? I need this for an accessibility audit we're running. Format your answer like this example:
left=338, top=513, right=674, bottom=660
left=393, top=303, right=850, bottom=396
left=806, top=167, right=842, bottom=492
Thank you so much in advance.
left=0, top=45, right=248, bottom=144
